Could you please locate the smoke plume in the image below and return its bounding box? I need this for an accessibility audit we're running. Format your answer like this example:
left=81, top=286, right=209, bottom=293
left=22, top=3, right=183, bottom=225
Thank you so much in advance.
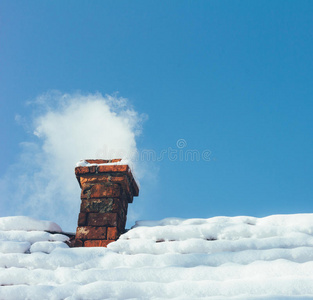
left=0, top=91, right=145, bottom=231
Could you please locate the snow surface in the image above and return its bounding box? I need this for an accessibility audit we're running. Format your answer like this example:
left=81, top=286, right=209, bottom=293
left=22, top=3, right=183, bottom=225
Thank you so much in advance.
left=1, top=214, right=313, bottom=299
left=0, top=216, right=62, bottom=232
left=76, top=159, right=130, bottom=167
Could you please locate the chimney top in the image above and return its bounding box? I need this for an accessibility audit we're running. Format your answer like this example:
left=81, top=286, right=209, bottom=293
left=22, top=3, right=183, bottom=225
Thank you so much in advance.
left=85, top=158, right=122, bottom=164
left=75, top=158, right=139, bottom=198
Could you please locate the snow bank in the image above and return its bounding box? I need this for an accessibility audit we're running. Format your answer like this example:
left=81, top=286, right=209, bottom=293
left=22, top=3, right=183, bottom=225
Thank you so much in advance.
left=0, top=216, right=62, bottom=232
left=1, top=214, right=313, bottom=299
left=0, top=216, right=69, bottom=257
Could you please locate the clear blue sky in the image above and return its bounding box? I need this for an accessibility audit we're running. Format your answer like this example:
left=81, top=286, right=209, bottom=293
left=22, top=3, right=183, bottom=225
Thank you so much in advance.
left=1, top=1, right=313, bottom=228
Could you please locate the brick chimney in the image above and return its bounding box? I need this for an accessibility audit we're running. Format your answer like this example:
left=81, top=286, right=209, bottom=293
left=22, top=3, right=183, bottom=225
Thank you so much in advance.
left=74, top=159, right=139, bottom=247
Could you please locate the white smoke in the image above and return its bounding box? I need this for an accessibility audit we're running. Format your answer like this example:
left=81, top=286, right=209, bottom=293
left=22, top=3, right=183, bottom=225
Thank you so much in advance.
left=0, top=91, right=146, bottom=231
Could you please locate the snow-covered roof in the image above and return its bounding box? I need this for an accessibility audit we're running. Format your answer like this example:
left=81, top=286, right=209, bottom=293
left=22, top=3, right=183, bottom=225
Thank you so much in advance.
left=1, top=214, right=313, bottom=299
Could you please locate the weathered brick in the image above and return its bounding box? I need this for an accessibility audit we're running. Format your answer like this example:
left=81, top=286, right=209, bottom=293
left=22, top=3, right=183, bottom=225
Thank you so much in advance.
left=79, top=176, right=134, bottom=203
left=89, top=166, right=96, bottom=173
left=75, top=165, right=97, bottom=176
left=87, top=213, right=118, bottom=227
left=81, top=198, right=112, bottom=213
left=119, top=178, right=133, bottom=199
left=78, top=213, right=87, bottom=226
left=119, top=197, right=128, bottom=211
left=110, top=176, right=128, bottom=185
left=107, top=227, right=119, bottom=240
left=81, top=183, right=121, bottom=199
left=85, top=159, right=122, bottom=164
left=72, top=239, right=84, bottom=247
left=118, top=215, right=126, bottom=232
left=80, top=198, right=125, bottom=214
left=108, top=175, right=135, bottom=200
left=131, top=180, right=139, bottom=197
left=111, top=173, right=139, bottom=198
left=74, top=160, right=139, bottom=247
left=75, top=166, right=90, bottom=175
left=84, top=240, right=115, bottom=247
left=117, top=202, right=127, bottom=221
left=80, top=175, right=111, bottom=186
left=97, top=165, right=128, bottom=173
left=76, top=226, right=107, bottom=240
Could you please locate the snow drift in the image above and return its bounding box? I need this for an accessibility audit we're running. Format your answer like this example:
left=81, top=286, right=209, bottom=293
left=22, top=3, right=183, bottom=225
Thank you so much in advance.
left=1, top=214, right=313, bottom=299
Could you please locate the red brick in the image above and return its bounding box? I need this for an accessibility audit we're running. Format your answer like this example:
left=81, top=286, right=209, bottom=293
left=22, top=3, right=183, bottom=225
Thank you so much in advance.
left=110, top=176, right=137, bottom=203
left=79, top=175, right=134, bottom=203
left=78, top=213, right=87, bottom=226
left=89, top=166, right=96, bottom=173
left=75, top=166, right=97, bottom=175
left=75, top=166, right=90, bottom=175
left=80, top=175, right=110, bottom=185
left=80, top=198, right=126, bottom=214
left=72, top=239, right=84, bottom=247
left=85, top=159, right=122, bottom=164
left=112, top=172, right=138, bottom=197
left=118, top=215, right=126, bottom=232
left=118, top=177, right=133, bottom=198
left=84, top=240, right=115, bottom=247
left=110, top=176, right=126, bottom=183
left=119, top=197, right=128, bottom=212
left=131, top=179, right=139, bottom=197
left=107, top=227, right=119, bottom=240
left=81, top=183, right=121, bottom=199
left=76, top=226, right=107, bottom=240
left=113, top=176, right=139, bottom=201
left=87, top=213, right=118, bottom=227
left=74, top=160, right=139, bottom=248
left=97, top=165, right=129, bottom=173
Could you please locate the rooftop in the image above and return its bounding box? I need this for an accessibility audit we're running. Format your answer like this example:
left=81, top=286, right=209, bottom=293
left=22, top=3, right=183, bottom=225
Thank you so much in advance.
left=1, top=214, right=313, bottom=299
